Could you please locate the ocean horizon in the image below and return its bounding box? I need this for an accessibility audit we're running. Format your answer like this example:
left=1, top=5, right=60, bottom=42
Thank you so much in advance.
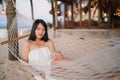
left=0, top=15, right=32, bottom=33
left=0, top=15, right=7, bottom=28
left=0, top=24, right=6, bottom=28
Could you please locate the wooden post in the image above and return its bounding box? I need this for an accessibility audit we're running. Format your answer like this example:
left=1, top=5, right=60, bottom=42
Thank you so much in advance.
left=0, top=34, right=30, bottom=45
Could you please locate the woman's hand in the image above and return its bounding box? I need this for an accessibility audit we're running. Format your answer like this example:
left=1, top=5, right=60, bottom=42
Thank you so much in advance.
left=52, top=53, right=57, bottom=60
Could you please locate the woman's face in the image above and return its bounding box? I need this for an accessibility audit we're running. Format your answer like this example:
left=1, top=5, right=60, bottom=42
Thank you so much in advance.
left=35, top=23, right=45, bottom=39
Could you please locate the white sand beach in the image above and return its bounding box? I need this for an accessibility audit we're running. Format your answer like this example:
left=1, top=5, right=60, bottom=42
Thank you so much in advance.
left=0, top=29, right=7, bottom=38
left=0, top=29, right=120, bottom=80
left=0, top=29, right=34, bottom=80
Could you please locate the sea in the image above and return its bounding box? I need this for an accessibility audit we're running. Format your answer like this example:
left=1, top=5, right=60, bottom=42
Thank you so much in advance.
left=0, top=15, right=7, bottom=28
left=0, top=15, right=32, bottom=35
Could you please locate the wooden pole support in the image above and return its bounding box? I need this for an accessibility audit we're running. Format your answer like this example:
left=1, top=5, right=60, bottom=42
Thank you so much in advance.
left=0, top=34, right=30, bottom=45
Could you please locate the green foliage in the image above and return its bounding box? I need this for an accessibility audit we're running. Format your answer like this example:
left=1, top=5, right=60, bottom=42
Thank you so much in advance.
left=0, top=0, right=2, bottom=4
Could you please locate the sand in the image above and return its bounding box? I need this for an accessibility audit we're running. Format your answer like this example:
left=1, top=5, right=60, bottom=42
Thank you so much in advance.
left=0, top=39, right=34, bottom=80
left=0, top=29, right=34, bottom=80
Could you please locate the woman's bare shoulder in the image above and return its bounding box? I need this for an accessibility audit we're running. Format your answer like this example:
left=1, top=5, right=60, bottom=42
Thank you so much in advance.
left=47, top=39, right=54, bottom=44
left=23, top=40, right=31, bottom=46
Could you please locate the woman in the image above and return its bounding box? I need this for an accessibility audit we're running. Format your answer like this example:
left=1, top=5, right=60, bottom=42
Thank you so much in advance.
left=21, top=19, right=67, bottom=80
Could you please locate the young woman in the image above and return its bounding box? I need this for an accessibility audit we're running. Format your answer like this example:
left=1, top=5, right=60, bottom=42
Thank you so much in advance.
left=21, top=19, right=68, bottom=80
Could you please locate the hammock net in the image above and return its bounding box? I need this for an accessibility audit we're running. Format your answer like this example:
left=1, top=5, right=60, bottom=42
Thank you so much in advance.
left=0, top=12, right=120, bottom=80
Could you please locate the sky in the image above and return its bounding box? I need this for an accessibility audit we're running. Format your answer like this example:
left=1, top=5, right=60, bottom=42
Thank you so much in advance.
left=16, top=0, right=52, bottom=23
left=0, top=0, right=52, bottom=28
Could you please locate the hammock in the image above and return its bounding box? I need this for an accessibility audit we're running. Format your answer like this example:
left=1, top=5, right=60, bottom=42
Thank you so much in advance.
left=0, top=0, right=120, bottom=79
left=0, top=12, right=120, bottom=80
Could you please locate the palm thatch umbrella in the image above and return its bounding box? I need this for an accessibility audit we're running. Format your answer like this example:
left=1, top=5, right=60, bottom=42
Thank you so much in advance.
left=89, top=0, right=120, bottom=28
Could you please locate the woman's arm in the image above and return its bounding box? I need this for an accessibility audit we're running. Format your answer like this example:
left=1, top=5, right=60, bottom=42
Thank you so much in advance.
left=47, top=40, right=57, bottom=59
left=48, top=40, right=69, bottom=64
left=21, top=40, right=30, bottom=62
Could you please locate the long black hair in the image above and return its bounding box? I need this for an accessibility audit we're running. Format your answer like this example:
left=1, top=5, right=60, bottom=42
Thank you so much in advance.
left=28, top=19, right=49, bottom=42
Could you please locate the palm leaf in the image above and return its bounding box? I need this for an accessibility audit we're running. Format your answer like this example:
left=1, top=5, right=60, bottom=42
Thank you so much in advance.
left=0, top=0, right=2, bottom=4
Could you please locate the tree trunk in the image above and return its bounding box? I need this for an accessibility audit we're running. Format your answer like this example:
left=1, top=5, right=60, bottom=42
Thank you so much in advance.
left=65, top=3, right=67, bottom=28
left=30, top=0, right=34, bottom=20
left=79, top=0, right=82, bottom=28
left=98, top=0, right=101, bottom=28
left=54, top=0, right=58, bottom=30
left=5, top=0, right=19, bottom=60
left=88, top=0, right=91, bottom=28
left=50, top=0, right=58, bottom=37
left=71, top=0, right=74, bottom=28
left=108, top=0, right=111, bottom=29
left=51, top=0, right=55, bottom=26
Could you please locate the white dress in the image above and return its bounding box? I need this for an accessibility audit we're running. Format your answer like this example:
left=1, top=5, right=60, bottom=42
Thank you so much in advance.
left=28, top=47, right=61, bottom=80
